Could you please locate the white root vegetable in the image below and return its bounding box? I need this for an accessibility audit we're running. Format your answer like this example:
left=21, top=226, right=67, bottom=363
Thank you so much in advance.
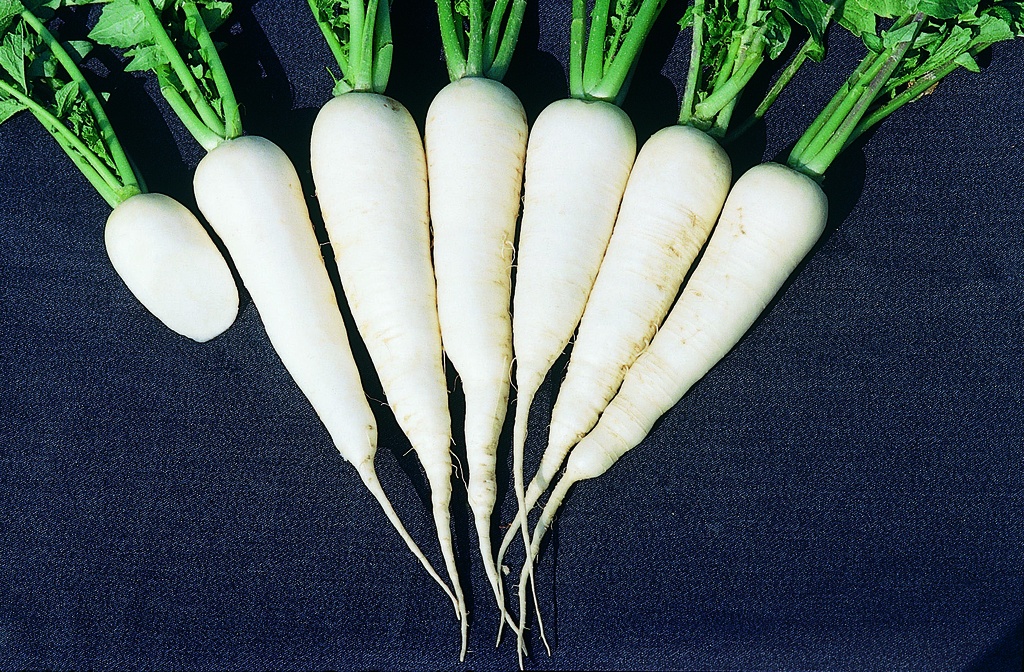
left=508, top=96, right=636, bottom=645
left=499, top=125, right=730, bottom=565
left=192, top=134, right=457, bottom=611
left=104, top=192, right=238, bottom=343
left=521, top=161, right=829, bottom=590
left=425, top=76, right=527, bottom=621
left=310, top=93, right=468, bottom=656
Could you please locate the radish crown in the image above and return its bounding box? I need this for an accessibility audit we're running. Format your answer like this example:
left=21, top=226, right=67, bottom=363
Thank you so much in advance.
left=436, top=0, right=526, bottom=81
left=308, top=0, right=392, bottom=95
left=0, top=1, right=142, bottom=207
left=88, top=0, right=243, bottom=151
left=569, top=0, right=668, bottom=104
left=788, top=0, right=1024, bottom=179
left=679, top=0, right=835, bottom=138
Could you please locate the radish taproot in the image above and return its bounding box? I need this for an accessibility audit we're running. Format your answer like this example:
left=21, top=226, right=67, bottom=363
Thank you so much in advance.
left=502, top=0, right=836, bottom=561
left=0, top=4, right=237, bottom=343
left=428, top=0, right=529, bottom=629
left=89, top=0, right=458, bottom=613
left=519, top=0, right=1024, bottom=641
left=305, top=0, right=469, bottom=657
left=505, top=0, right=667, bottom=658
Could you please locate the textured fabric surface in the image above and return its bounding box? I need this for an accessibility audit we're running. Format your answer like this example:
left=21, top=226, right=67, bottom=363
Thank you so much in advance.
left=1, top=1, right=1022, bottom=670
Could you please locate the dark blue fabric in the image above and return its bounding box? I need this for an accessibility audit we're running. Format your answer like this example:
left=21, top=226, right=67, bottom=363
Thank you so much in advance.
left=1, top=1, right=1022, bottom=670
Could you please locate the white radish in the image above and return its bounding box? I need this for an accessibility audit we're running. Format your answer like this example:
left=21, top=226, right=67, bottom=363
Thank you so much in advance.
left=426, top=76, right=527, bottom=623
left=520, top=161, right=828, bottom=590
left=104, top=193, right=238, bottom=343
left=193, top=135, right=456, bottom=611
left=509, top=96, right=635, bottom=650
left=501, top=125, right=730, bottom=560
left=310, top=92, right=468, bottom=656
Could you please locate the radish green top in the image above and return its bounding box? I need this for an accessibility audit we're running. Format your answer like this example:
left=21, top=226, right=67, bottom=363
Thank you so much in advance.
left=435, top=0, right=527, bottom=81
left=88, top=0, right=242, bottom=150
left=0, top=1, right=143, bottom=208
left=567, top=0, right=668, bottom=104
left=788, top=0, right=1024, bottom=179
left=679, top=0, right=834, bottom=137
left=308, top=0, right=392, bottom=95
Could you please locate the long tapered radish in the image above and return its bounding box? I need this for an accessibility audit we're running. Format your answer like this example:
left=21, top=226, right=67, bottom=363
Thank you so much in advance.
left=522, top=125, right=730, bottom=519
left=429, top=0, right=529, bottom=634
left=520, top=160, right=829, bottom=590
left=90, top=0, right=458, bottom=614
left=507, top=0, right=667, bottom=658
left=311, top=91, right=468, bottom=655
left=427, top=76, right=527, bottom=625
left=0, top=9, right=237, bottom=343
left=504, top=0, right=832, bottom=547
left=305, top=2, right=469, bottom=657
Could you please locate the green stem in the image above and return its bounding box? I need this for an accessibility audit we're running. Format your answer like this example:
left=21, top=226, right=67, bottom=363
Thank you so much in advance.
left=484, top=0, right=511, bottom=67
left=787, top=48, right=882, bottom=166
left=359, top=0, right=382, bottom=87
left=586, top=0, right=665, bottom=102
left=569, top=0, right=585, bottom=97
left=0, top=80, right=128, bottom=206
left=725, top=33, right=818, bottom=142
left=583, top=0, right=612, bottom=92
left=182, top=2, right=241, bottom=138
left=846, top=58, right=961, bottom=146
left=45, top=115, right=124, bottom=208
left=679, top=0, right=706, bottom=125
left=467, top=0, right=485, bottom=76
left=486, top=0, right=526, bottom=81
left=371, top=0, right=392, bottom=92
left=309, top=0, right=350, bottom=83
left=21, top=10, right=139, bottom=192
left=692, top=34, right=765, bottom=122
left=139, top=0, right=226, bottom=139
left=161, top=83, right=224, bottom=150
left=437, top=0, right=468, bottom=80
left=349, top=0, right=368, bottom=89
left=794, top=14, right=924, bottom=178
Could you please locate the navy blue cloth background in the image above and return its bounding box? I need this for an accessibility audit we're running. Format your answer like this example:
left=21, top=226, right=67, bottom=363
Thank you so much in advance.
left=1, top=1, right=1022, bottom=670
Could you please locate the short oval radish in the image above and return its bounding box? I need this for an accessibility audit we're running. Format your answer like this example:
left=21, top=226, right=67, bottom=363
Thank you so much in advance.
left=426, top=75, right=527, bottom=622
left=310, top=92, right=468, bottom=653
left=104, top=192, right=238, bottom=343
left=520, top=161, right=829, bottom=590
left=193, top=134, right=456, bottom=610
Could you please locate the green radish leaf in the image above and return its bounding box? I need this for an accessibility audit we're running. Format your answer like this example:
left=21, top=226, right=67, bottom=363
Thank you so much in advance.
left=0, top=95, right=24, bottom=124
left=764, top=8, right=793, bottom=59
left=679, top=5, right=694, bottom=29
left=954, top=48, right=980, bottom=69
left=62, top=39, right=93, bottom=62
left=0, top=28, right=30, bottom=91
left=53, top=78, right=77, bottom=116
left=882, top=20, right=922, bottom=46
left=124, top=42, right=166, bottom=71
left=919, top=0, right=980, bottom=18
left=838, top=0, right=877, bottom=37
left=855, top=0, right=912, bottom=18
left=89, top=0, right=152, bottom=49
left=0, top=0, right=23, bottom=36
left=197, top=0, right=231, bottom=31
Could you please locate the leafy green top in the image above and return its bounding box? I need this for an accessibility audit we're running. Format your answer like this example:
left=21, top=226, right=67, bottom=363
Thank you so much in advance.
left=436, top=0, right=527, bottom=81
left=308, top=0, right=392, bottom=95
left=789, top=0, right=1024, bottom=178
left=89, top=0, right=241, bottom=150
left=679, top=0, right=834, bottom=138
left=569, top=0, right=668, bottom=104
left=0, top=0, right=142, bottom=207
